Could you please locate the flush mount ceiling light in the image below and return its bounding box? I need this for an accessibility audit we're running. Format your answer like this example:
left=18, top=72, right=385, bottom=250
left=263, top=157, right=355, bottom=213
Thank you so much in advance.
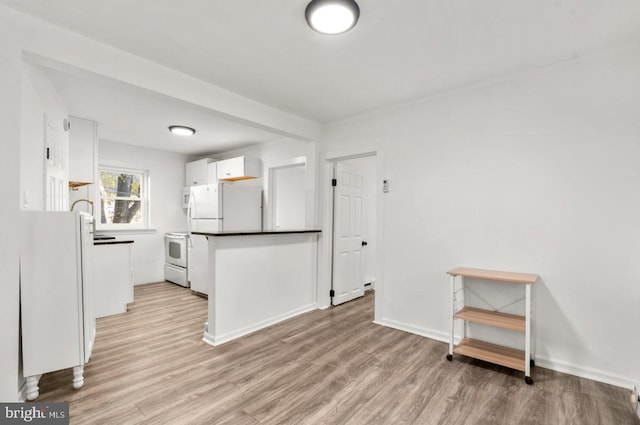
left=305, top=0, right=360, bottom=35
left=168, top=125, right=196, bottom=136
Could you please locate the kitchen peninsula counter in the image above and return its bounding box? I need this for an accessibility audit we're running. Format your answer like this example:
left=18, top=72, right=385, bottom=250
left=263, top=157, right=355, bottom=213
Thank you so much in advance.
left=192, top=229, right=321, bottom=346
left=192, top=229, right=321, bottom=237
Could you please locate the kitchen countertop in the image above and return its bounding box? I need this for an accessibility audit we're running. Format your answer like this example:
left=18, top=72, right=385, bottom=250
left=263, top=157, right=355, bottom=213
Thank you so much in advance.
left=93, top=239, right=135, bottom=245
left=192, top=229, right=321, bottom=237
left=93, top=235, right=116, bottom=241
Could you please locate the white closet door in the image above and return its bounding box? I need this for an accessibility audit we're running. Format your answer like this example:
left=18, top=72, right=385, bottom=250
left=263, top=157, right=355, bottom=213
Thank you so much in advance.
left=44, top=114, right=67, bottom=211
left=332, top=161, right=365, bottom=306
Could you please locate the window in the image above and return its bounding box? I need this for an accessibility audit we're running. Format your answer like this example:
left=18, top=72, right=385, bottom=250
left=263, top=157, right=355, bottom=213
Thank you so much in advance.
left=98, top=166, right=150, bottom=230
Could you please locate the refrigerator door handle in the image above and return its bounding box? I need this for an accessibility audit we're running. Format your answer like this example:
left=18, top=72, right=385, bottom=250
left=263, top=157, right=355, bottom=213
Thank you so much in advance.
left=187, top=189, right=195, bottom=247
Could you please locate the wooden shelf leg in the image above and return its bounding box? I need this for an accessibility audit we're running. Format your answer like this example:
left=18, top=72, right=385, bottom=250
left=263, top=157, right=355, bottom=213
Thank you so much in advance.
left=449, top=274, right=455, bottom=357
left=461, top=276, right=466, bottom=340
left=525, top=283, right=531, bottom=379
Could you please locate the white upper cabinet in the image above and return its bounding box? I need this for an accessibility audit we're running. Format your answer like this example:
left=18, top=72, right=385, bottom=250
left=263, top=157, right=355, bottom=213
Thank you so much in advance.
left=216, top=156, right=261, bottom=181
left=185, top=158, right=213, bottom=186
left=68, top=117, right=97, bottom=184
left=207, top=161, right=218, bottom=184
left=186, top=156, right=259, bottom=187
left=184, top=158, right=217, bottom=208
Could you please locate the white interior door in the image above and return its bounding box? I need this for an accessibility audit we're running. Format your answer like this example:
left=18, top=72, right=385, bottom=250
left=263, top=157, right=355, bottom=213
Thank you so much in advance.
left=44, top=114, right=67, bottom=211
left=332, top=161, right=365, bottom=306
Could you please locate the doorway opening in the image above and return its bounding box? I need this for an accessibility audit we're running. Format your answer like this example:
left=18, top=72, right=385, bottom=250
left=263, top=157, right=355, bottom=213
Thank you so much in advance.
left=269, top=163, right=306, bottom=230
left=265, top=156, right=307, bottom=231
left=320, top=150, right=381, bottom=316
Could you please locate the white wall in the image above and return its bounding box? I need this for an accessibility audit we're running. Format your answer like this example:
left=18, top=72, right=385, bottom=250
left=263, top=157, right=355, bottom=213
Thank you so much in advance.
left=320, top=41, right=640, bottom=389
left=200, top=137, right=318, bottom=229
left=0, top=25, right=22, bottom=402
left=21, top=62, right=69, bottom=211
left=99, top=141, right=189, bottom=285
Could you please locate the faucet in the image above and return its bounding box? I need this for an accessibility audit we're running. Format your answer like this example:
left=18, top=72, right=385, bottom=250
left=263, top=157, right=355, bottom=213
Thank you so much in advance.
left=71, top=199, right=93, bottom=213
left=71, top=199, right=96, bottom=236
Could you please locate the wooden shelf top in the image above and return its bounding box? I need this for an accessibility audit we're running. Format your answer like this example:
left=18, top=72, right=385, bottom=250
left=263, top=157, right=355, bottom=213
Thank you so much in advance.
left=454, top=307, right=525, bottom=332
left=68, top=181, right=92, bottom=190
left=447, top=267, right=538, bottom=284
left=454, top=338, right=525, bottom=372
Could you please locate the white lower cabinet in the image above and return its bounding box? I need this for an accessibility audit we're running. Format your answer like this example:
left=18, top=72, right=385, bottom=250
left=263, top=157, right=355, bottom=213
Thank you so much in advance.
left=20, top=211, right=96, bottom=400
left=94, top=242, right=133, bottom=317
left=189, top=234, right=209, bottom=295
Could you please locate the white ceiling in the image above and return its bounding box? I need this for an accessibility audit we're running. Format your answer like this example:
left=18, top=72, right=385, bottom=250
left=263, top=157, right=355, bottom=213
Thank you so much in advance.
left=4, top=0, right=640, bottom=151
left=43, top=68, right=280, bottom=155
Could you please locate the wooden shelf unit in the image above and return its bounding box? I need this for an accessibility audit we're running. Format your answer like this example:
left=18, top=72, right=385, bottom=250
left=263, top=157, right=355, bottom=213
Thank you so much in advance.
left=446, top=267, right=538, bottom=384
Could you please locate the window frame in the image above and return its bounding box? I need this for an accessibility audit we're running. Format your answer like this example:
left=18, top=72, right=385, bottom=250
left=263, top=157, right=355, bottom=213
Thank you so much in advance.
left=97, top=165, right=151, bottom=231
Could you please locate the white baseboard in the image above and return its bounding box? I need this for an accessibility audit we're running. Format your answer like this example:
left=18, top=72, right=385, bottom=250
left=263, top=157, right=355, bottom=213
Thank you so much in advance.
left=134, top=281, right=166, bottom=287
left=202, top=331, right=216, bottom=346
left=374, top=318, right=461, bottom=345
left=203, top=303, right=318, bottom=347
left=374, top=317, right=638, bottom=390
left=534, top=356, right=638, bottom=390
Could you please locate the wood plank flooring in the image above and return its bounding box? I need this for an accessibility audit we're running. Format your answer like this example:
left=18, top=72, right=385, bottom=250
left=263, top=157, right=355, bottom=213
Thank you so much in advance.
left=36, top=282, right=639, bottom=425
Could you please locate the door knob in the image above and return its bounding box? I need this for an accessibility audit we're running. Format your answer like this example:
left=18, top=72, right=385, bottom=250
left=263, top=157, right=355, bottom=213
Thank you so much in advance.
left=361, top=241, right=368, bottom=246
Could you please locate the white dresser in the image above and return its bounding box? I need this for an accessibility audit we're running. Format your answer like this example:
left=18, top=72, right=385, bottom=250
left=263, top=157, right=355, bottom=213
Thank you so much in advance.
left=20, top=211, right=96, bottom=400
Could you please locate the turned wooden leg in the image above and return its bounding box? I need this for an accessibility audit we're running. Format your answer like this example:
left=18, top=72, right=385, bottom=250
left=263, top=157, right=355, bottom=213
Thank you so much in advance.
left=26, top=375, right=41, bottom=400
left=72, top=365, right=84, bottom=389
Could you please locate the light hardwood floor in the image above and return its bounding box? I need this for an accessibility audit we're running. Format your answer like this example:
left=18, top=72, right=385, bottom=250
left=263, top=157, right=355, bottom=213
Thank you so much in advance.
left=37, top=282, right=639, bottom=425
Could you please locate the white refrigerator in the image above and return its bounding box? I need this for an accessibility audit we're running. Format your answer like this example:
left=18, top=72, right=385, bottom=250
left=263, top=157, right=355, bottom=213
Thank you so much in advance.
left=188, top=183, right=262, bottom=295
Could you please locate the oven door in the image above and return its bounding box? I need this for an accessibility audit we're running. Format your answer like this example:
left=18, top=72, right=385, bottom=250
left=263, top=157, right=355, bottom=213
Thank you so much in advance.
left=165, top=234, right=187, bottom=268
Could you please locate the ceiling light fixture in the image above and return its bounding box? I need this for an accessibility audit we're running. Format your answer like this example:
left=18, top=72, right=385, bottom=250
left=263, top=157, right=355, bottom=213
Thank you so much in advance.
left=305, top=0, right=360, bottom=35
left=169, top=125, right=196, bottom=136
